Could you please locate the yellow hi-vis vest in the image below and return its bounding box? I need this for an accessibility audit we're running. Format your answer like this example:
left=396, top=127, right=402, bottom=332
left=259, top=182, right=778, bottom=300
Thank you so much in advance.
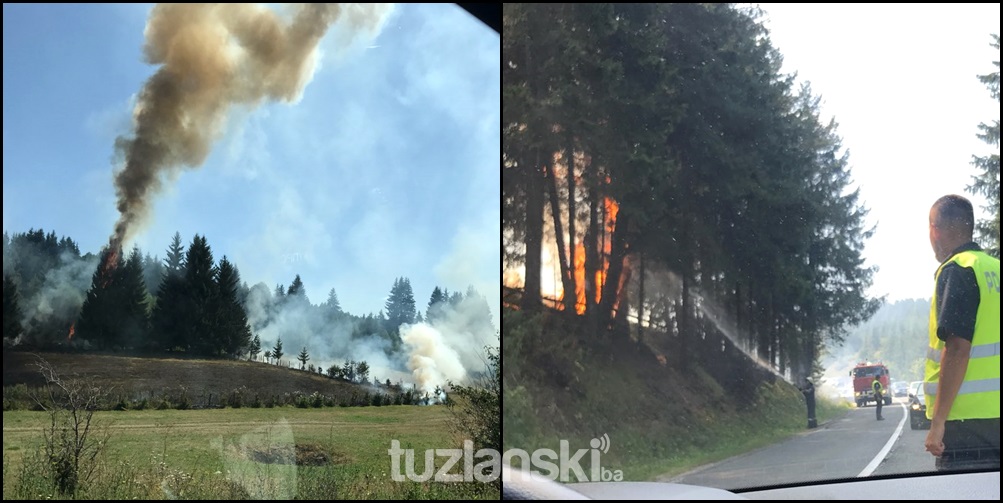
left=925, top=249, right=1001, bottom=420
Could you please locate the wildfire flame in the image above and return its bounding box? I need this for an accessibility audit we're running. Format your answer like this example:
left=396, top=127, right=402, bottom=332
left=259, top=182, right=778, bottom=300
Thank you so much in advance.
left=67, top=323, right=75, bottom=342
left=556, top=196, right=619, bottom=315
left=99, top=247, right=120, bottom=289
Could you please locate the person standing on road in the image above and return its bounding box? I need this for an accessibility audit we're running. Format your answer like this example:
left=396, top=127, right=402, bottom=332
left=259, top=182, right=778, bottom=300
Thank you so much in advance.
left=801, top=378, right=817, bottom=428
left=924, top=194, right=1000, bottom=471
left=872, top=376, right=885, bottom=421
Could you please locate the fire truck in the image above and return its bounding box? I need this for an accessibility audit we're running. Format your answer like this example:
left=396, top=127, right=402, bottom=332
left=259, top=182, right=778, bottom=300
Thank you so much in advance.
left=850, top=361, right=892, bottom=408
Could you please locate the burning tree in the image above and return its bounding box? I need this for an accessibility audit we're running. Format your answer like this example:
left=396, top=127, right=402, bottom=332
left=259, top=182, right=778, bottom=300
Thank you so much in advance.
left=76, top=247, right=148, bottom=350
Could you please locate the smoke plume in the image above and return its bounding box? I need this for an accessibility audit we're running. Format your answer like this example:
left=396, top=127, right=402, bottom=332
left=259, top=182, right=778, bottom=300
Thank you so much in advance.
left=401, top=292, right=499, bottom=394
left=110, top=3, right=390, bottom=251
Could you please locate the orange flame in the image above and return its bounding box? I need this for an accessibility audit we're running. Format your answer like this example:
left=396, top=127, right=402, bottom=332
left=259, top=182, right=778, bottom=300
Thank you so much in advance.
left=99, top=248, right=120, bottom=289
left=67, top=323, right=75, bottom=342
left=557, top=196, right=619, bottom=315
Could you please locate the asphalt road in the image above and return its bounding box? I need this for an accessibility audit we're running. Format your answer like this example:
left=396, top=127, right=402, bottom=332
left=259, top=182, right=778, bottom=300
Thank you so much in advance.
left=661, top=397, right=938, bottom=490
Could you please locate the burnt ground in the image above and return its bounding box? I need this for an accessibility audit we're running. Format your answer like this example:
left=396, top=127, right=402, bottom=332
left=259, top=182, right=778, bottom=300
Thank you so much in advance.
left=2, top=351, right=371, bottom=404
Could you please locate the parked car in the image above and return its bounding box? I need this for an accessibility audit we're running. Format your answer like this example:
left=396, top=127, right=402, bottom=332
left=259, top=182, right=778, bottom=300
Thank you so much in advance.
left=909, top=382, right=931, bottom=430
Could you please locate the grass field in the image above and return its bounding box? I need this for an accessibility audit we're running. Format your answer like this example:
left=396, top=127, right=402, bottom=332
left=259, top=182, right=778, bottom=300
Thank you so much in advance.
left=3, top=406, right=499, bottom=499
left=2, top=351, right=498, bottom=499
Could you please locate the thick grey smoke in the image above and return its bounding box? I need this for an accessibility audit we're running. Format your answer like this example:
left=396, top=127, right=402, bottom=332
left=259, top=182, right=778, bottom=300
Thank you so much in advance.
left=20, top=251, right=99, bottom=344
left=110, top=3, right=391, bottom=251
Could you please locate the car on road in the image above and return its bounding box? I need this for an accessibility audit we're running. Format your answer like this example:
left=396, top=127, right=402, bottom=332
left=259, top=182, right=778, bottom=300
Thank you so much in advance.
left=909, top=381, right=930, bottom=430
left=893, top=381, right=909, bottom=398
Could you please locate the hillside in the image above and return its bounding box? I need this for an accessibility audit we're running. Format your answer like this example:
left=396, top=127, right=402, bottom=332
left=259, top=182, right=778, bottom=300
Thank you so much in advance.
left=3, top=351, right=398, bottom=409
left=503, top=309, right=843, bottom=481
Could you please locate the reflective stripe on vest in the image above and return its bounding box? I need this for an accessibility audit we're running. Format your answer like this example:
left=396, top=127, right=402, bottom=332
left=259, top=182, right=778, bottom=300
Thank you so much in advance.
left=925, top=250, right=1001, bottom=421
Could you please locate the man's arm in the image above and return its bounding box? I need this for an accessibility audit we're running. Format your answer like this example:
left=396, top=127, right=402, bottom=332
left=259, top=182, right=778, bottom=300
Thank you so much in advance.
left=926, top=333, right=972, bottom=456
left=931, top=334, right=972, bottom=424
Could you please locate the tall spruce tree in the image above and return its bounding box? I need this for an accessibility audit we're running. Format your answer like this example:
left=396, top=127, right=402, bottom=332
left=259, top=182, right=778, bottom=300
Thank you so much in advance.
left=216, top=257, right=252, bottom=357
left=183, top=234, right=218, bottom=356
left=151, top=232, right=187, bottom=352
left=967, top=34, right=1001, bottom=257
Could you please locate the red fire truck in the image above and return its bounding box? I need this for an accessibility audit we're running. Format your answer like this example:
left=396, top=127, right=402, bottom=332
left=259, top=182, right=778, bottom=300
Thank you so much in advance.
left=850, top=361, right=891, bottom=408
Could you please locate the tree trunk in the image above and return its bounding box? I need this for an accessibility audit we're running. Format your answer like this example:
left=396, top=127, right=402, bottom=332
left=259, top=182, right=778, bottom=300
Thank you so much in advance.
left=546, top=162, right=574, bottom=313
left=565, top=136, right=578, bottom=314
left=599, top=212, right=631, bottom=326
left=521, top=149, right=544, bottom=312
left=638, top=253, right=645, bottom=343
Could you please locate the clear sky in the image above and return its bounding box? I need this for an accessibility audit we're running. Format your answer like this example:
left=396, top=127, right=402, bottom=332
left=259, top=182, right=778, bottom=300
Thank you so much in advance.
left=3, top=4, right=500, bottom=323
left=756, top=3, right=1000, bottom=302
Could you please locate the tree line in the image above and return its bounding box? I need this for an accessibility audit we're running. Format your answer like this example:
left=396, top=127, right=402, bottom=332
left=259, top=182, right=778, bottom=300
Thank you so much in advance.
left=2, top=229, right=493, bottom=368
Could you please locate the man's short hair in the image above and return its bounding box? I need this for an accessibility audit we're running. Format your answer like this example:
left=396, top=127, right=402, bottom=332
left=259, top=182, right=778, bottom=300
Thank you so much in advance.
left=932, top=194, right=974, bottom=238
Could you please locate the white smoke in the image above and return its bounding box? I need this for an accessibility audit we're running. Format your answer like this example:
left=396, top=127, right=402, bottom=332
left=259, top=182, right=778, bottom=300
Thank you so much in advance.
left=401, top=290, right=498, bottom=395
left=22, top=251, right=99, bottom=341
left=242, top=281, right=407, bottom=384
left=401, top=323, right=467, bottom=394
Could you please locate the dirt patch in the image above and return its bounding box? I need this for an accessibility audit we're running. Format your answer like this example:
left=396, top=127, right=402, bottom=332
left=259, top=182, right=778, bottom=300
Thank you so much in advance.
left=247, top=444, right=349, bottom=467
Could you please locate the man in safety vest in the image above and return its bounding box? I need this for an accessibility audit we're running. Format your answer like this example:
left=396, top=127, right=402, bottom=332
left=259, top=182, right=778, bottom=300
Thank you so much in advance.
left=925, top=194, right=1000, bottom=471
left=872, top=377, right=885, bottom=421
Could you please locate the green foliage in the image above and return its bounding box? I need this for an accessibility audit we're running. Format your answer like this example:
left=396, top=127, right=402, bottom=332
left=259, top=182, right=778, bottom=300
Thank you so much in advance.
left=297, top=347, right=310, bottom=369
left=967, top=34, right=1001, bottom=258
left=447, top=345, right=500, bottom=453
left=384, top=276, right=416, bottom=337
left=214, top=257, right=252, bottom=358
left=272, top=337, right=284, bottom=362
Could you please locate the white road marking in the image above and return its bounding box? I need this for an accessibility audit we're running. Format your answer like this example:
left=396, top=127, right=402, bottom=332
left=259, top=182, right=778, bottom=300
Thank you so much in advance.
left=857, top=402, right=908, bottom=477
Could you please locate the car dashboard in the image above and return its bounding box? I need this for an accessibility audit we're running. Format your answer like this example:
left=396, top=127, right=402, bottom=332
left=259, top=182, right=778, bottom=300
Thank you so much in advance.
left=502, top=464, right=1001, bottom=500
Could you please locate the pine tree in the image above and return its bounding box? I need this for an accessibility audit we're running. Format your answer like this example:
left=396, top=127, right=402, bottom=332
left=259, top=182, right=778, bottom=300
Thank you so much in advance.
left=119, top=246, right=151, bottom=350
left=324, top=288, right=343, bottom=320
left=298, top=347, right=310, bottom=369
left=384, top=277, right=416, bottom=331
left=356, top=360, right=370, bottom=384
left=249, top=334, right=261, bottom=360
left=427, top=286, right=446, bottom=322
left=76, top=247, right=125, bottom=349
left=272, top=337, right=284, bottom=363
left=151, top=232, right=187, bottom=352
left=967, top=34, right=1001, bottom=257
left=286, top=274, right=309, bottom=305
left=183, top=235, right=218, bottom=356
left=216, top=257, right=252, bottom=358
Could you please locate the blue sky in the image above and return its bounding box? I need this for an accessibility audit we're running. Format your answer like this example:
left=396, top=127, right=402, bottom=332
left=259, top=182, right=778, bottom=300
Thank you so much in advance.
left=3, top=4, right=500, bottom=322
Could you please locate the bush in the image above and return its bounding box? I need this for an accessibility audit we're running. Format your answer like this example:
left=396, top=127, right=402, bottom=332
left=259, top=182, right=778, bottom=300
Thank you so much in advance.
left=310, top=392, right=324, bottom=408
left=447, top=344, right=500, bottom=454
left=250, top=394, right=262, bottom=408
left=295, top=393, right=310, bottom=409
left=28, top=356, right=110, bottom=496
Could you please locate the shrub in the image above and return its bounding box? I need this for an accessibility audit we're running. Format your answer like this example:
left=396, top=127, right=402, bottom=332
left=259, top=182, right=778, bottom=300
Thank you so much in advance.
left=28, top=356, right=110, bottom=496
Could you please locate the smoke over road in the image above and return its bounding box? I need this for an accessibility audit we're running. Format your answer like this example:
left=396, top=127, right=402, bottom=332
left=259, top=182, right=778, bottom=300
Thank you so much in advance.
left=109, top=3, right=391, bottom=252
